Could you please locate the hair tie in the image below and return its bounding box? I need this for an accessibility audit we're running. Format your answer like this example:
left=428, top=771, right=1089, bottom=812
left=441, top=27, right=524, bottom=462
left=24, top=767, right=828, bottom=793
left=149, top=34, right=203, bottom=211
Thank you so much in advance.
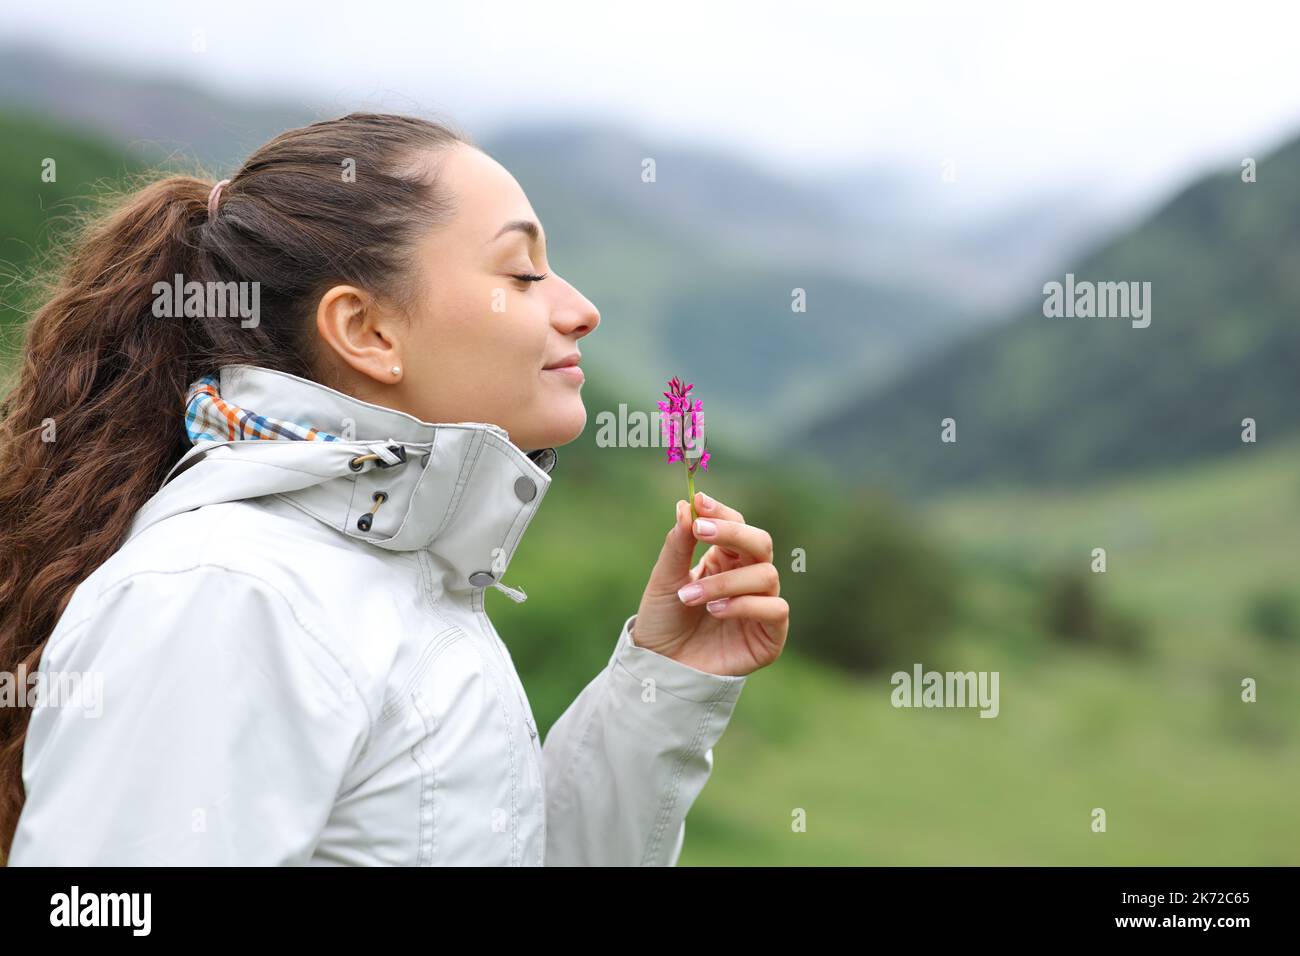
left=206, top=179, right=231, bottom=221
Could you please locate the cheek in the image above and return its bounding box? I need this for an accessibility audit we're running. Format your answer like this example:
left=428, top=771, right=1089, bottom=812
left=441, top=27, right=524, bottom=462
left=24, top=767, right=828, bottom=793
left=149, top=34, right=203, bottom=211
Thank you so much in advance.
left=424, top=280, right=549, bottom=385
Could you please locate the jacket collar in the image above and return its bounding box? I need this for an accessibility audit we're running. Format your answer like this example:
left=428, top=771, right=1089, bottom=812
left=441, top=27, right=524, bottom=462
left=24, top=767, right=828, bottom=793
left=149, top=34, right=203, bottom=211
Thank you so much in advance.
left=127, top=364, right=557, bottom=600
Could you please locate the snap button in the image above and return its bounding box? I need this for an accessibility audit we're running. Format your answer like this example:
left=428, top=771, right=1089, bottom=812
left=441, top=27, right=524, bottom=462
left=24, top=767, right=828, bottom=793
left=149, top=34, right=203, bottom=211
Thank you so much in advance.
left=514, top=476, right=537, bottom=502
left=469, top=571, right=496, bottom=587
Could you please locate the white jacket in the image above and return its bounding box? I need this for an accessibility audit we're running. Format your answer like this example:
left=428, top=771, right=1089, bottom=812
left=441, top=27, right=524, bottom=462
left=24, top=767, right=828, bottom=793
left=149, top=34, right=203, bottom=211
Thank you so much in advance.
left=9, top=365, right=747, bottom=866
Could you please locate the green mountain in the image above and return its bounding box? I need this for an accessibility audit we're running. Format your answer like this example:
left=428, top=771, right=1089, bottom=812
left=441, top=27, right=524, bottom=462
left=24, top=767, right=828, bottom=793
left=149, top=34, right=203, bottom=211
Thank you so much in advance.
left=0, top=110, right=145, bottom=338
left=801, top=133, right=1300, bottom=493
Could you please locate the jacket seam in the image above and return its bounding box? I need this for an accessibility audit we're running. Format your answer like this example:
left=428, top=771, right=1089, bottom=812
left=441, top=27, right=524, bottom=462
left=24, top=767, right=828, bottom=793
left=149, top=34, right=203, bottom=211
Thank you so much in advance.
left=473, top=593, right=545, bottom=865
left=385, top=445, right=444, bottom=547
left=549, top=668, right=609, bottom=859
left=271, top=489, right=343, bottom=531
left=345, top=476, right=364, bottom=528
left=424, top=429, right=484, bottom=549
left=612, top=656, right=745, bottom=704
left=165, top=451, right=352, bottom=485
left=464, top=618, right=522, bottom=866
left=410, top=688, right=438, bottom=865
left=417, top=551, right=457, bottom=628
left=380, top=626, right=463, bottom=722
left=643, top=696, right=724, bottom=865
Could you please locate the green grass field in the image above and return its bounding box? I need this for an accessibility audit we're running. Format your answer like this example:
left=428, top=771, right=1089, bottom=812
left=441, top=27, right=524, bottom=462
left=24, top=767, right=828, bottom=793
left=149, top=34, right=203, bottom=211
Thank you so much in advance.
left=680, top=442, right=1300, bottom=865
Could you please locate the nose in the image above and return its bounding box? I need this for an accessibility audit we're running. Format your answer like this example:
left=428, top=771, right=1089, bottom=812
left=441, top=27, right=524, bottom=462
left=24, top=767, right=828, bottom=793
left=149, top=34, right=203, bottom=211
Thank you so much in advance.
left=551, top=274, right=600, bottom=338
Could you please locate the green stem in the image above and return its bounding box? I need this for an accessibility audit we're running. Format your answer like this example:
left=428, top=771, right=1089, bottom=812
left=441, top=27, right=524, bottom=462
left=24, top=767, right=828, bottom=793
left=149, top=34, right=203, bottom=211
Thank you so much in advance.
left=686, top=464, right=696, bottom=523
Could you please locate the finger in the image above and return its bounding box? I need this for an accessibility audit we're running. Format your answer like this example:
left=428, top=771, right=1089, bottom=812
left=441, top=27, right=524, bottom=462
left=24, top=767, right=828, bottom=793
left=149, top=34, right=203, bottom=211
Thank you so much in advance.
left=695, top=491, right=744, bottom=525
left=668, top=498, right=698, bottom=557
left=701, top=594, right=790, bottom=628
left=677, top=563, right=780, bottom=605
left=691, top=516, right=773, bottom=564
left=693, top=494, right=747, bottom=560
left=646, top=499, right=700, bottom=592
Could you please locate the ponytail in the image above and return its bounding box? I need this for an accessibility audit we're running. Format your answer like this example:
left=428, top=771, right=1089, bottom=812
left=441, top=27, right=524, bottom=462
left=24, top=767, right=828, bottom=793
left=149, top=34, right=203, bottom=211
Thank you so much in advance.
left=0, top=176, right=218, bottom=858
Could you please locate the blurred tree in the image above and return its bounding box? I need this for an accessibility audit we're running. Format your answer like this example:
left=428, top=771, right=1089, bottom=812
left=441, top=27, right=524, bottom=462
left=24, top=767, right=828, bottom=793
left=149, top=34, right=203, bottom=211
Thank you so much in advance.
left=1243, top=586, right=1300, bottom=644
left=1041, top=569, right=1146, bottom=655
left=782, top=489, right=958, bottom=673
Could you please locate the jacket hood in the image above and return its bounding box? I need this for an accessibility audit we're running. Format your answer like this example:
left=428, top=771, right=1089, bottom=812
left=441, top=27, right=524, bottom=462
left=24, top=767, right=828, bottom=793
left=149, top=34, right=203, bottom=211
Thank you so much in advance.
left=125, top=364, right=558, bottom=601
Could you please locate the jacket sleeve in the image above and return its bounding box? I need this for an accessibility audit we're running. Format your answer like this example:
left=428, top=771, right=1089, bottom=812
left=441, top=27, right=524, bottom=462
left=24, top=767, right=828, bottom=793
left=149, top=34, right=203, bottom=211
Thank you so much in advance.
left=7, top=565, right=371, bottom=866
left=541, top=612, right=747, bottom=866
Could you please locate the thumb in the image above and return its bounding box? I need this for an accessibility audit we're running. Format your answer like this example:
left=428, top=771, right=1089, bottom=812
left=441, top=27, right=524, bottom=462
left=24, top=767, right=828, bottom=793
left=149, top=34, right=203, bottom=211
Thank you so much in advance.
left=647, top=499, right=697, bottom=591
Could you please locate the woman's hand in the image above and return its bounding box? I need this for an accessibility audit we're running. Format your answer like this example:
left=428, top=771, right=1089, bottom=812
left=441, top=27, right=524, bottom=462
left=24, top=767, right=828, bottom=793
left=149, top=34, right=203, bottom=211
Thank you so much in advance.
left=631, top=491, right=788, bottom=677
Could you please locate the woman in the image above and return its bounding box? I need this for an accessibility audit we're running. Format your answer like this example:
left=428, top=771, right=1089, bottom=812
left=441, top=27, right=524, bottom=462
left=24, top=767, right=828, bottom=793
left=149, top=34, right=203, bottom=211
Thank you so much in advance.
left=0, top=113, right=788, bottom=865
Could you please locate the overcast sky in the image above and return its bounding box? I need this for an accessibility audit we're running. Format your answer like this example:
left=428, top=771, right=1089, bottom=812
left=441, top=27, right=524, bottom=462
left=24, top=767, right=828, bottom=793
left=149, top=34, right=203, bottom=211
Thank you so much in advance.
left=5, top=0, right=1300, bottom=213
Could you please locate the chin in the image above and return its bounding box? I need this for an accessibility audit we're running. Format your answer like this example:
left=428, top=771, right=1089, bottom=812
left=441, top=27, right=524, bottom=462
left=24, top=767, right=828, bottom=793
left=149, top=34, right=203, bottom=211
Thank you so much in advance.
left=517, top=399, right=587, bottom=450
left=549, top=401, right=588, bottom=446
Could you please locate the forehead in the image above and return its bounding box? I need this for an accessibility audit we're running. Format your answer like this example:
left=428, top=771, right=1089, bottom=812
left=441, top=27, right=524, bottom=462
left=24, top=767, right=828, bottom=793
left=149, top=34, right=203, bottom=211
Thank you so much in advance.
left=438, top=143, right=539, bottom=241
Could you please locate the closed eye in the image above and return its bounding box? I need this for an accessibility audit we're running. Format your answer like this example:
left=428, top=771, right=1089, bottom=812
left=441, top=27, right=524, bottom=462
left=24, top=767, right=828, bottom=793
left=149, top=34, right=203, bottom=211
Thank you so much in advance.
left=512, top=272, right=549, bottom=283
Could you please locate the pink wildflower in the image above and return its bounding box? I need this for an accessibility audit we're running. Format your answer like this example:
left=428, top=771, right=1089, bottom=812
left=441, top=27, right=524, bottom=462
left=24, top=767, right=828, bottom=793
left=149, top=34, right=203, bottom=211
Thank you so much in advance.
left=657, top=376, right=712, bottom=520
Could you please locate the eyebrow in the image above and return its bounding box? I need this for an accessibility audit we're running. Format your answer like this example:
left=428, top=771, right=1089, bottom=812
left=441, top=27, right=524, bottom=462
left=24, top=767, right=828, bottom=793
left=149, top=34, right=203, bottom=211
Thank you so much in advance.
left=491, top=219, right=544, bottom=245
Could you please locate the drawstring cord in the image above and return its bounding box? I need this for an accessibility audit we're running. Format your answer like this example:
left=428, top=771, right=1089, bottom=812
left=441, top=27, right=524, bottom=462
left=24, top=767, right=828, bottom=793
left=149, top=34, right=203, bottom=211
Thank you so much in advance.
left=356, top=491, right=388, bottom=532
left=490, top=581, right=528, bottom=603
left=348, top=442, right=408, bottom=471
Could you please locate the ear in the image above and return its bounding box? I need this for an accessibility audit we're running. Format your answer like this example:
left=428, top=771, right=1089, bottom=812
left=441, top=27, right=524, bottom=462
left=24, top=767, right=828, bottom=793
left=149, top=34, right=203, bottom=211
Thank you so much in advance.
left=314, top=285, right=404, bottom=385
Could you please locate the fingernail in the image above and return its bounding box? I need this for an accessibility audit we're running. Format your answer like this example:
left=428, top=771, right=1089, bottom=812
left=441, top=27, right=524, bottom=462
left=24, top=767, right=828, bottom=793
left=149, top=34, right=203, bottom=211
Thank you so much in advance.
left=697, top=491, right=714, bottom=510
left=694, top=518, right=717, bottom=537
left=706, top=598, right=729, bottom=613
left=677, top=583, right=704, bottom=604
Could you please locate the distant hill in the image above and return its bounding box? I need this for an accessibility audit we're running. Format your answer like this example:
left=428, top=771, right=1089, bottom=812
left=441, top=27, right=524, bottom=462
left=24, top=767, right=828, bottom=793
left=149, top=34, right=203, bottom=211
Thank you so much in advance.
left=0, top=44, right=314, bottom=173
left=0, top=110, right=147, bottom=341
left=485, top=122, right=970, bottom=441
left=801, top=133, right=1300, bottom=493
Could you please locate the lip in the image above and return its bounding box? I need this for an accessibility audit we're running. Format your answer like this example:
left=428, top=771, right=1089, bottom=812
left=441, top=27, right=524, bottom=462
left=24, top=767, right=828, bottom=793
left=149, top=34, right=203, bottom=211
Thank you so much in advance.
left=542, top=353, right=581, bottom=370
left=542, top=364, right=584, bottom=383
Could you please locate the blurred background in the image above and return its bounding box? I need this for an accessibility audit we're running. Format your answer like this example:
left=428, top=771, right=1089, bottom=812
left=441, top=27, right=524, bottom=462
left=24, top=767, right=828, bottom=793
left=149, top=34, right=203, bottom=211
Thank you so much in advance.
left=1, top=1, right=1297, bottom=863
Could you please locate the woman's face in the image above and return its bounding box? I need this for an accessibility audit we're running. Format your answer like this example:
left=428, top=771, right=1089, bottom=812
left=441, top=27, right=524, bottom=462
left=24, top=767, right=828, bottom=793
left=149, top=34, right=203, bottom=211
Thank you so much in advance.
left=322, top=141, right=601, bottom=451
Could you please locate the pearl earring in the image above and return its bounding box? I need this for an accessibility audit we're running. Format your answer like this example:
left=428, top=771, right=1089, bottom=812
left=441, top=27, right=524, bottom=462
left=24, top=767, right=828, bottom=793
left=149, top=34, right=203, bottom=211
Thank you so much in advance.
left=391, top=366, right=401, bottom=377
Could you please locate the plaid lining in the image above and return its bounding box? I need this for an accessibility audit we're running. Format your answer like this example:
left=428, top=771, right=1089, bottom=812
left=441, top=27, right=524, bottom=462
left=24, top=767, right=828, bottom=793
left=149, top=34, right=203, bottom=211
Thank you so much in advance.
left=184, top=374, right=340, bottom=444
